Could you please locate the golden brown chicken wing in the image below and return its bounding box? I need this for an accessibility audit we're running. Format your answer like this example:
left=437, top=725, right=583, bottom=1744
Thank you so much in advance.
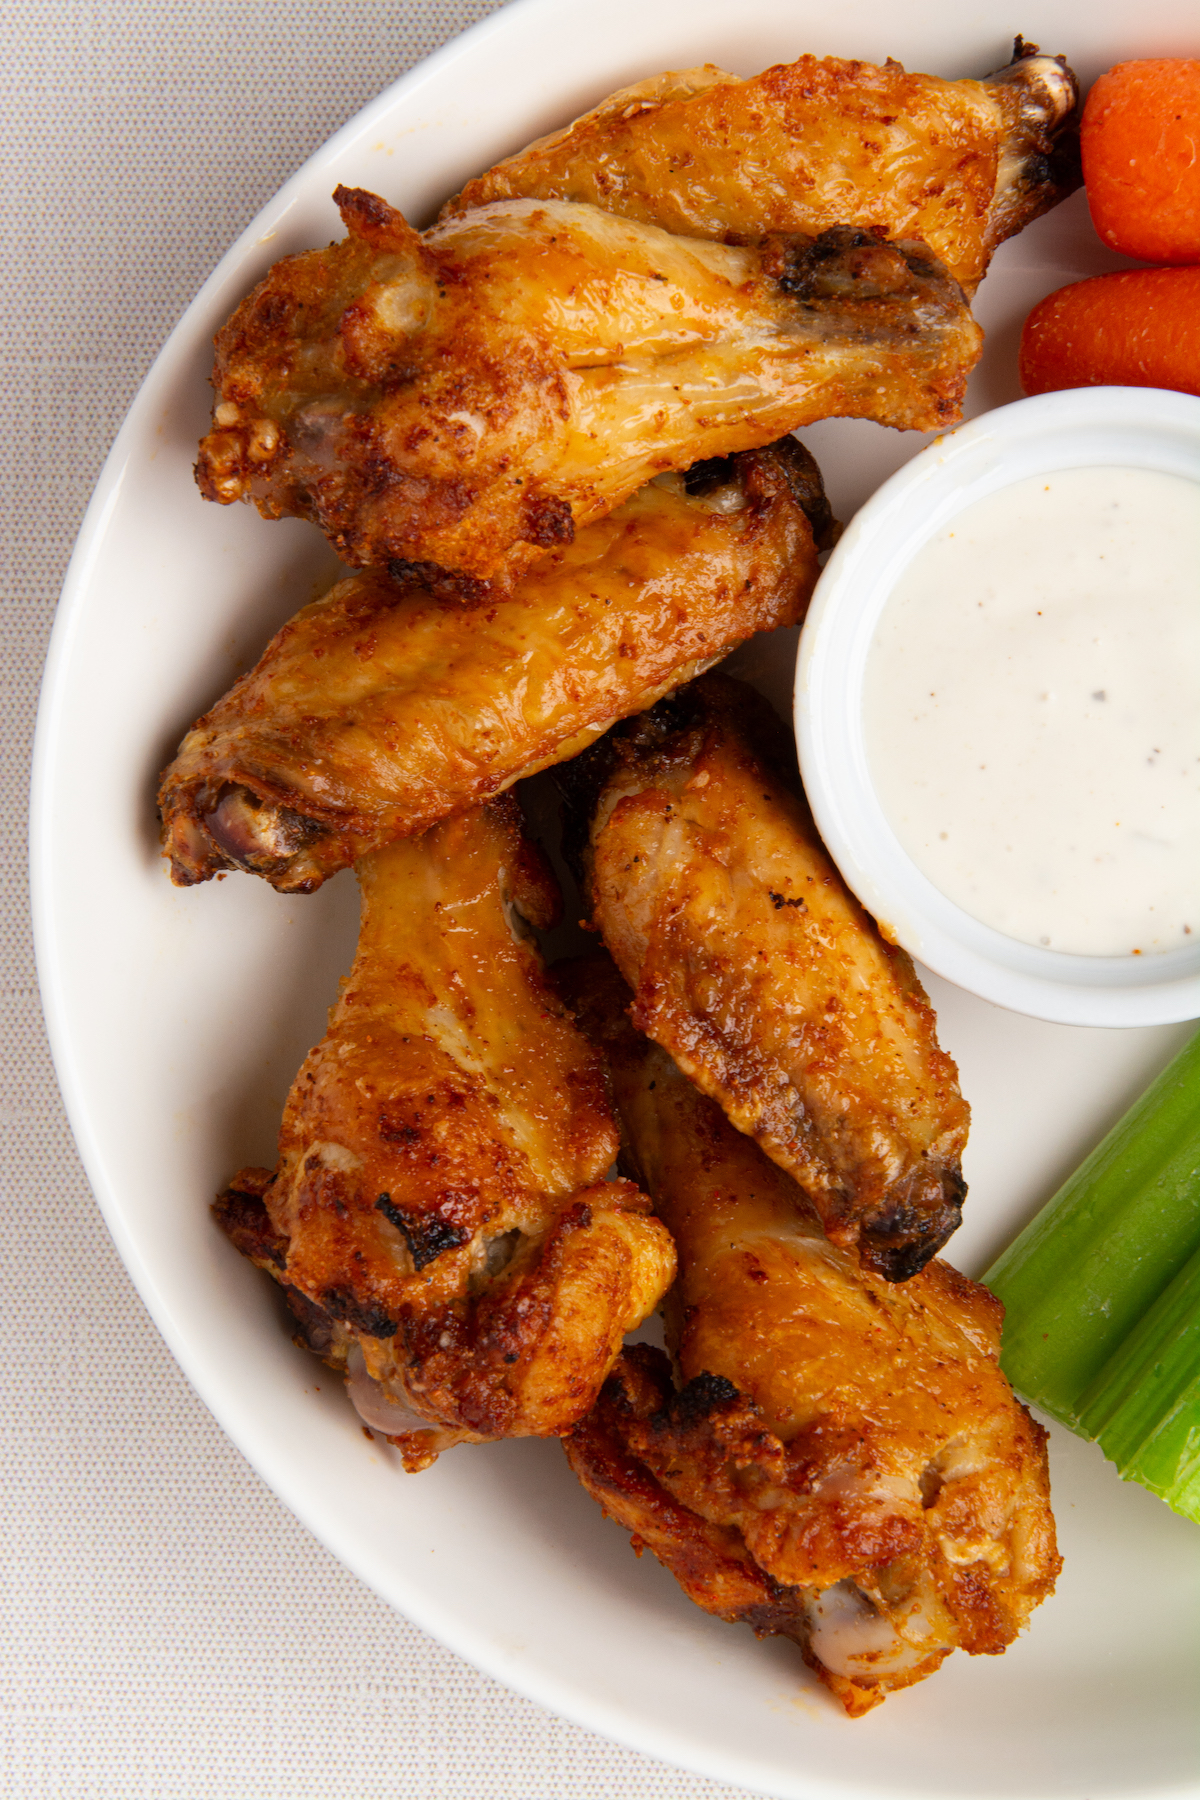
left=196, top=186, right=980, bottom=580
left=560, top=953, right=1059, bottom=1717
left=447, top=41, right=1080, bottom=295
left=216, top=798, right=675, bottom=1469
left=560, top=674, right=968, bottom=1279
left=161, top=440, right=833, bottom=893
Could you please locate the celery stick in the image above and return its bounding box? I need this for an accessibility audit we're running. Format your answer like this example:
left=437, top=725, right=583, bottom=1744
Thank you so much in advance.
left=1076, top=1241, right=1200, bottom=1522
left=985, top=1028, right=1200, bottom=1429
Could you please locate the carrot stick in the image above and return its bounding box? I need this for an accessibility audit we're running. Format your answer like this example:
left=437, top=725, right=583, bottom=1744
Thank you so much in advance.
left=1019, top=268, right=1200, bottom=396
left=1081, top=60, right=1200, bottom=264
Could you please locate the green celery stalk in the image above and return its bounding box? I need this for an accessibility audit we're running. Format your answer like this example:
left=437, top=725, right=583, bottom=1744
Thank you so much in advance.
left=1076, top=1240, right=1200, bottom=1522
left=985, top=1028, right=1200, bottom=1430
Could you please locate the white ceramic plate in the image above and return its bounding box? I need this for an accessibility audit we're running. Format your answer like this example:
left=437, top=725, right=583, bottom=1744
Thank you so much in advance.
left=31, top=2, right=1200, bottom=1795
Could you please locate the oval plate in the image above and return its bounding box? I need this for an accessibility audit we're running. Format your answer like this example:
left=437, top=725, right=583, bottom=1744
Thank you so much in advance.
left=31, top=0, right=1200, bottom=1794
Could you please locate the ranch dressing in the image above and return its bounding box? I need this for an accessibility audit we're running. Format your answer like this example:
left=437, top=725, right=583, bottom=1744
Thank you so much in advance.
left=863, top=466, right=1200, bottom=956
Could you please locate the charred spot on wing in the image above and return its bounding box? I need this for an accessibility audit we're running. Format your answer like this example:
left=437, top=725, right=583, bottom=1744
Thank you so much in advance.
left=377, top=1115, right=422, bottom=1149
left=768, top=889, right=806, bottom=911
left=375, top=1192, right=471, bottom=1271
left=318, top=1284, right=399, bottom=1338
left=520, top=490, right=575, bottom=548
left=863, top=1236, right=938, bottom=1284
left=213, top=1177, right=288, bottom=1270
left=384, top=558, right=493, bottom=604
left=671, top=1370, right=743, bottom=1426
left=756, top=437, right=838, bottom=551
left=683, top=454, right=739, bottom=496
left=860, top=1164, right=966, bottom=1281
left=559, top=1198, right=595, bottom=1235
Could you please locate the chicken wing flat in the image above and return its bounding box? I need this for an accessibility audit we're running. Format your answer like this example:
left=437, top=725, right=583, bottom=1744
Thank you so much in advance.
left=448, top=41, right=1079, bottom=295
left=161, top=440, right=833, bottom=893
left=196, top=186, right=980, bottom=580
left=215, top=797, right=675, bottom=1470
left=561, top=674, right=968, bottom=1279
left=560, top=954, right=1059, bottom=1717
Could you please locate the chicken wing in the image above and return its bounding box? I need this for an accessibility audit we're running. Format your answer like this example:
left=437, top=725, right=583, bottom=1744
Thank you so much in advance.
left=447, top=41, right=1080, bottom=296
left=560, top=953, right=1059, bottom=1717
left=196, top=187, right=980, bottom=580
left=215, top=797, right=675, bottom=1469
left=161, top=440, right=833, bottom=893
left=560, top=674, right=968, bottom=1279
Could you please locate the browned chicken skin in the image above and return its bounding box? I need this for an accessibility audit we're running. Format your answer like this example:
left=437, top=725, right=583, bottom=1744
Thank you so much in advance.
left=560, top=674, right=969, bottom=1279
left=560, top=954, right=1059, bottom=1716
left=448, top=42, right=1080, bottom=296
left=215, top=798, right=675, bottom=1469
left=161, top=440, right=833, bottom=893
left=196, top=187, right=980, bottom=580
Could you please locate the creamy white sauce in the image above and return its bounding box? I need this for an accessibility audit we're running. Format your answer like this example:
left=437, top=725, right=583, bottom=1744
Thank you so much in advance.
left=863, top=466, right=1200, bottom=956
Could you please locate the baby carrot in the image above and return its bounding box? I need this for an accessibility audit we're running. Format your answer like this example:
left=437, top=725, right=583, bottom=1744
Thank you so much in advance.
left=1081, top=60, right=1200, bottom=264
left=1019, top=267, right=1200, bottom=396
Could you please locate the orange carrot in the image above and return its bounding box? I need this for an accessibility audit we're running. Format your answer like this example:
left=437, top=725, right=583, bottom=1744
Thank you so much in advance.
left=1019, top=268, right=1200, bottom=397
left=1081, top=60, right=1200, bottom=263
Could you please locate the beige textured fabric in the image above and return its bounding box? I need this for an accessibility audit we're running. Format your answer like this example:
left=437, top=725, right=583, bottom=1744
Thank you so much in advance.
left=0, top=5, right=762, bottom=1794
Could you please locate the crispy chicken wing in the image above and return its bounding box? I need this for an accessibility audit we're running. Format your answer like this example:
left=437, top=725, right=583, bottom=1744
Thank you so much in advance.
left=560, top=954, right=1059, bottom=1716
left=448, top=42, right=1080, bottom=295
left=196, top=187, right=980, bottom=580
left=215, top=798, right=675, bottom=1469
left=161, top=440, right=833, bottom=893
left=560, top=674, right=968, bottom=1279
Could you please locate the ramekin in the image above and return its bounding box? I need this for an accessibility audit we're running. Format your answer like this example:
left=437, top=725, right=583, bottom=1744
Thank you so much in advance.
left=795, top=387, right=1200, bottom=1027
